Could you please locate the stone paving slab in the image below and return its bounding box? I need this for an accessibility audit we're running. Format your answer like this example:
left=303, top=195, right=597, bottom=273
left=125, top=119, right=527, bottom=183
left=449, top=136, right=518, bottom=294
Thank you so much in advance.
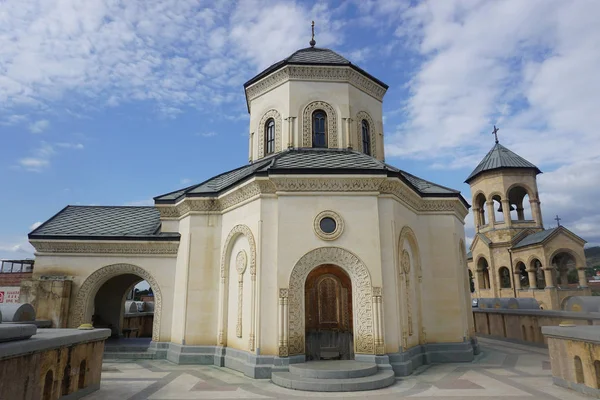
left=86, top=338, right=590, bottom=399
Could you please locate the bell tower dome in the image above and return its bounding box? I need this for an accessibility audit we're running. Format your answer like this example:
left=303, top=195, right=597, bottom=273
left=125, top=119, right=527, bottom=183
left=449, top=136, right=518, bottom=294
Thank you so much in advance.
left=465, top=129, right=543, bottom=240
left=243, top=23, right=388, bottom=162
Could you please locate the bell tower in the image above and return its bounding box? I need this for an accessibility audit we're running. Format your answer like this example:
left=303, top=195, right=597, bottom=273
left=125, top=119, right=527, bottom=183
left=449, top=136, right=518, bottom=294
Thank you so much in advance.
left=465, top=127, right=543, bottom=242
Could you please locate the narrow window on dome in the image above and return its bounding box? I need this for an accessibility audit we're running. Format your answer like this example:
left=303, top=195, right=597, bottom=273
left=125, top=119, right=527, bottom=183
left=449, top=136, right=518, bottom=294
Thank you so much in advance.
left=362, top=119, right=371, bottom=155
left=265, top=118, right=275, bottom=155
left=312, top=110, right=327, bottom=148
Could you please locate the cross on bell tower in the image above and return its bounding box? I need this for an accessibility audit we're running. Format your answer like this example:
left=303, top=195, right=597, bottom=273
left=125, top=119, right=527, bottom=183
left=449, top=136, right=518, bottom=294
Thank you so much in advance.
left=492, top=125, right=500, bottom=144
left=555, top=215, right=562, bottom=227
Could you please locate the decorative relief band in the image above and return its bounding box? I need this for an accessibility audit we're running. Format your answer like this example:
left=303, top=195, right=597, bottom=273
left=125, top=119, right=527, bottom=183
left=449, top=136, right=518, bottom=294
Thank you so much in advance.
left=156, top=177, right=468, bottom=219
left=30, top=240, right=179, bottom=255
left=244, top=65, right=387, bottom=106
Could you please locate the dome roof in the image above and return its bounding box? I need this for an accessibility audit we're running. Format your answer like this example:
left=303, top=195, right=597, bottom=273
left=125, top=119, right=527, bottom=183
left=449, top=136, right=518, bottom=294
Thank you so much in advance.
left=465, top=143, right=541, bottom=183
left=244, top=47, right=388, bottom=89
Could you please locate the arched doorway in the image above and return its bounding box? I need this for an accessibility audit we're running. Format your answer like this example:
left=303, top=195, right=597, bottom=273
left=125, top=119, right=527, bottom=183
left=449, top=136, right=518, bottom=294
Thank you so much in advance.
left=304, top=265, right=353, bottom=360
left=71, top=264, right=162, bottom=342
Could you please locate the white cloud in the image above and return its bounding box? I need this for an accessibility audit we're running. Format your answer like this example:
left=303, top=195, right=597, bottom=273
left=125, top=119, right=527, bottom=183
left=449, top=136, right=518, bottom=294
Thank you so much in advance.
left=180, top=178, right=192, bottom=185
left=124, top=199, right=154, bottom=207
left=29, top=221, right=42, bottom=231
left=0, top=0, right=344, bottom=119
left=16, top=141, right=82, bottom=172
left=385, top=0, right=600, bottom=247
left=0, top=237, right=35, bottom=259
left=29, top=119, right=49, bottom=133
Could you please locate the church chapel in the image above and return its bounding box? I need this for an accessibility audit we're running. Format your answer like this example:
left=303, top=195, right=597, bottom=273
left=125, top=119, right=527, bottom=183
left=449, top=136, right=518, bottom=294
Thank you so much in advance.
left=27, top=34, right=477, bottom=378
left=466, top=131, right=590, bottom=310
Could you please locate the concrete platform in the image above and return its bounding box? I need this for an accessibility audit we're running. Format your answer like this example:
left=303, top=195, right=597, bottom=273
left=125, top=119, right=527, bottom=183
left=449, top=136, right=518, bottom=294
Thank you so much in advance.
left=272, top=360, right=395, bottom=392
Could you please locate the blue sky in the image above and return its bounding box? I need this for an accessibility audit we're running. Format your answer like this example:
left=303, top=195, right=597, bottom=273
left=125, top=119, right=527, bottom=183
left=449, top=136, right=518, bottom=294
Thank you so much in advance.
left=2, top=0, right=600, bottom=260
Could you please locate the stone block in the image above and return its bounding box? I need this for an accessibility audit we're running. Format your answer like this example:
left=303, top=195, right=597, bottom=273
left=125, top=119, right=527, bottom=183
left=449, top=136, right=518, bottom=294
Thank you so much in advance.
left=0, top=324, right=37, bottom=343
left=0, top=303, right=36, bottom=322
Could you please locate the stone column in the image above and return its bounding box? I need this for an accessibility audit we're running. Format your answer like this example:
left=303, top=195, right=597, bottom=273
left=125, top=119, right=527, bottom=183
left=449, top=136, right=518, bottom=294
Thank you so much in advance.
left=502, top=199, right=512, bottom=227
left=527, top=268, right=537, bottom=290
left=577, top=268, right=589, bottom=288
left=345, top=117, right=353, bottom=149
left=286, top=117, right=295, bottom=149
left=513, top=270, right=521, bottom=290
left=249, top=132, right=254, bottom=162
left=278, top=289, right=289, bottom=357
left=543, top=267, right=555, bottom=288
left=372, top=287, right=384, bottom=355
left=473, top=207, right=481, bottom=230
left=530, top=199, right=543, bottom=226
left=217, top=273, right=227, bottom=346
left=486, top=201, right=496, bottom=225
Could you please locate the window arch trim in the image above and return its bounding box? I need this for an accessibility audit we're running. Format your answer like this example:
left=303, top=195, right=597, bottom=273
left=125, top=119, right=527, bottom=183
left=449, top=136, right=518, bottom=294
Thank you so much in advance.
left=302, top=101, right=337, bottom=148
left=356, top=111, right=376, bottom=157
left=257, top=109, right=282, bottom=159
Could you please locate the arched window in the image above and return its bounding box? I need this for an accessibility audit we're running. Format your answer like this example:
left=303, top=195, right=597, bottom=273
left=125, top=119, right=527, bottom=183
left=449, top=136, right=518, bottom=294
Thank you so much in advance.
left=517, top=262, right=529, bottom=288
left=43, top=370, right=53, bottom=400
left=531, top=259, right=545, bottom=289
left=574, top=356, right=584, bottom=384
left=507, top=186, right=533, bottom=222
left=78, top=360, right=86, bottom=389
left=499, top=267, right=511, bottom=288
left=61, top=365, right=71, bottom=395
left=312, top=110, right=327, bottom=148
left=474, top=193, right=487, bottom=227
left=265, top=118, right=275, bottom=156
left=361, top=119, right=371, bottom=155
left=477, top=258, right=490, bottom=289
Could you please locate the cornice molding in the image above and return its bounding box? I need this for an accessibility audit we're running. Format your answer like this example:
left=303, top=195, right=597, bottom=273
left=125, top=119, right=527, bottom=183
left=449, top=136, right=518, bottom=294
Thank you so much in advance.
left=156, top=177, right=468, bottom=220
left=30, top=240, right=179, bottom=255
left=245, top=65, right=387, bottom=107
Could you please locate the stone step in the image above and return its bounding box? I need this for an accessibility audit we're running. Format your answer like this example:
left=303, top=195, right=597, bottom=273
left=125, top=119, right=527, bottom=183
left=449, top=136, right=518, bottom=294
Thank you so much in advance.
left=289, top=360, right=378, bottom=379
left=105, top=346, right=151, bottom=352
left=271, top=370, right=395, bottom=392
left=103, top=351, right=156, bottom=360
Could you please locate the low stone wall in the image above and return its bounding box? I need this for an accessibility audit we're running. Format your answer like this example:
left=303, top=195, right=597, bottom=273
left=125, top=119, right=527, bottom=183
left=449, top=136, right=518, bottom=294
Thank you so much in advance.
left=0, top=328, right=110, bottom=400
left=543, top=325, right=600, bottom=398
left=122, top=312, right=153, bottom=338
left=473, top=308, right=600, bottom=345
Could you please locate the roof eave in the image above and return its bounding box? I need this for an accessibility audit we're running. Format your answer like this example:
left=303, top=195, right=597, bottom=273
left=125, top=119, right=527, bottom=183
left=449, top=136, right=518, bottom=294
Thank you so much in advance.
left=28, top=234, right=181, bottom=242
left=465, top=166, right=542, bottom=184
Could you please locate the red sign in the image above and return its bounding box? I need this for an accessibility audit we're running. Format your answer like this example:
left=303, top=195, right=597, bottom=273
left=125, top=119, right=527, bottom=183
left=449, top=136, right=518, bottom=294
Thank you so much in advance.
left=0, top=287, right=20, bottom=303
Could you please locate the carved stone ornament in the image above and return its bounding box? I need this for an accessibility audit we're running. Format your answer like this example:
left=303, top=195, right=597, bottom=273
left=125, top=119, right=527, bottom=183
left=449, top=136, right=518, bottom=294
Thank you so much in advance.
left=30, top=240, right=179, bottom=255
left=244, top=65, right=387, bottom=107
left=287, top=247, right=374, bottom=355
left=257, top=109, right=282, bottom=158
left=401, top=250, right=411, bottom=274
left=156, top=176, right=468, bottom=220
left=221, top=225, right=256, bottom=279
left=236, top=250, right=248, bottom=275
left=355, top=111, right=377, bottom=158
left=313, top=210, right=344, bottom=241
left=71, top=263, right=163, bottom=342
left=302, top=101, right=338, bottom=148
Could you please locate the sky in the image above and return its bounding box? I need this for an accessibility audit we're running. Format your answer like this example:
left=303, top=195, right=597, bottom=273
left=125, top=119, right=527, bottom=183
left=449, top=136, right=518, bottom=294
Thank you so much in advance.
left=1, top=0, right=600, bottom=262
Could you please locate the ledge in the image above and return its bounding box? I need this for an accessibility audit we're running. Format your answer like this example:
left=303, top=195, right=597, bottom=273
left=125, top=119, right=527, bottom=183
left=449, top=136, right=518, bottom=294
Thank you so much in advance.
left=473, top=308, right=600, bottom=320
left=0, top=328, right=111, bottom=360
left=542, top=326, right=600, bottom=343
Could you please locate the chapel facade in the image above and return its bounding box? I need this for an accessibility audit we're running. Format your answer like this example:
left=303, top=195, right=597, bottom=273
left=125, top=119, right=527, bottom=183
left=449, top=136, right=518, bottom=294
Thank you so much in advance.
left=26, top=39, right=476, bottom=378
left=466, top=136, right=590, bottom=310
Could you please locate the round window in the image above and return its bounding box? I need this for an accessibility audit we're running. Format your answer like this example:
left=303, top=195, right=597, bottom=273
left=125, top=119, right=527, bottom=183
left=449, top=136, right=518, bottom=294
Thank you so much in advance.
left=319, top=217, right=337, bottom=234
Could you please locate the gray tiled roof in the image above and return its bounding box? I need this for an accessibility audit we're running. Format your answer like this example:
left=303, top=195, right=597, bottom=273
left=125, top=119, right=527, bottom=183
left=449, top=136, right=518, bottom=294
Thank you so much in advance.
left=244, top=47, right=388, bottom=89
left=29, top=206, right=179, bottom=240
left=465, top=143, right=541, bottom=183
left=512, top=228, right=558, bottom=249
left=155, top=148, right=463, bottom=204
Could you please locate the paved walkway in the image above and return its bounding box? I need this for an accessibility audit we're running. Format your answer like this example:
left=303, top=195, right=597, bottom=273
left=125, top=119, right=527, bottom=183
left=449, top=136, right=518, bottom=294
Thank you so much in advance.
left=85, top=337, right=590, bottom=399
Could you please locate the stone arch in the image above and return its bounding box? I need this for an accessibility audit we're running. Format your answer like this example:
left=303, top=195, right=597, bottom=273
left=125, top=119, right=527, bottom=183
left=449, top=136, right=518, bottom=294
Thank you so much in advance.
left=287, top=247, right=374, bottom=355
left=505, top=182, right=536, bottom=200
left=257, top=109, right=282, bottom=158
left=355, top=111, right=377, bottom=157
left=218, top=224, right=257, bottom=347
left=302, top=101, right=338, bottom=148
left=220, top=224, right=257, bottom=279
left=548, top=247, right=585, bottom=271
left=397, top=226, right=423, bottom=343
left=398, top=226, right=422, bottom=276
left=71, top=263, right=163, bottom=341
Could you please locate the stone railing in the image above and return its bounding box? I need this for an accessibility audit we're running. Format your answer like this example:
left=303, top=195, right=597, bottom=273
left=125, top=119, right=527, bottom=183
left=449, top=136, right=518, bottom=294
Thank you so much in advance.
left=473, top=308, right=600, bottom=345
left=543, top=325, right=600, bottom=397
